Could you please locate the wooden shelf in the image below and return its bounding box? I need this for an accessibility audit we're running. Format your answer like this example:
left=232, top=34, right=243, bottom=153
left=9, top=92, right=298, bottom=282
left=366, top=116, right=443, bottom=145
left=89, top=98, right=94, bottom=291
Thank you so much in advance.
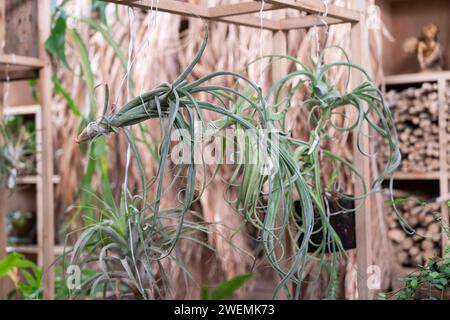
left=105, top=0, right=360, bottom=30
left=6, top=245, right=39, bottom=254
left=3, top=105, right=40, bottom=116
left=387, top=172, right=441, bottom=180
left=7, top=245, right=71, bottom=255
left=16, top=175, right=61, bottom=185
left=385, top=71, right=450, bottom=85
left=0, top=54, right=44, bottom=81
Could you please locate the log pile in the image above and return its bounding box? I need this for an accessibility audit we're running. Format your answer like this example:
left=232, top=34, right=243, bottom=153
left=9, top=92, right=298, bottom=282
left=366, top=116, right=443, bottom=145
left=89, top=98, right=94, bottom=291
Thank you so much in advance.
left=381, top=83, right=440, bottom=173
left=384, top=190, right=441, bottom=267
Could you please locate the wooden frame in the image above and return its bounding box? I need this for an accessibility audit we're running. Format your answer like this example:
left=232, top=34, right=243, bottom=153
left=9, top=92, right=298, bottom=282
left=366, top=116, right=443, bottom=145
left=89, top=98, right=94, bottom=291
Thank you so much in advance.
left=0, top=0, right=55, bottom=300
left=107, top=0, right=360, bottom=30
left=384, top=71, right=450, bottom=257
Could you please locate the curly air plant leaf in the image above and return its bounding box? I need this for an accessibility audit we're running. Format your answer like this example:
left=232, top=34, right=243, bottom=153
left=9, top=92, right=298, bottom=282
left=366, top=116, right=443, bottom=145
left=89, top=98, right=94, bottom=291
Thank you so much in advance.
left=75, top=25, right=401, bottom=300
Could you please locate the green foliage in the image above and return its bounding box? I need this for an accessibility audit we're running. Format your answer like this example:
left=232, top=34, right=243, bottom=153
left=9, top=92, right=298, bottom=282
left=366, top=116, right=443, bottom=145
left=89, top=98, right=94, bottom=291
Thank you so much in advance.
left=45, top=13, right=71, bottom=70
left=0, top=253, right=42, bottom=299
left=0, top=116, right=37, bottom=189
left=92, top=0, right=109, bottom=26
left=381, top=252, right=450, bottom=300
left=0, top=252, right=35, bottom=277
left=53, top=75, right=81, bottom=117
left=201, top=273, right=254, bottom=300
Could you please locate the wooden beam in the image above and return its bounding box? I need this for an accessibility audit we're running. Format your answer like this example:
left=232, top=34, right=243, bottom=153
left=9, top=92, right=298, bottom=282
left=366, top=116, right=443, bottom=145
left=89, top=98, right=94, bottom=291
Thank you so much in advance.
left=385, top=71, right=450, bottom=85
left=208, top=1, right=282, bottom=18
left=265, top=0, right=360, bottom=22
left=438, top=77, right=450, bottom=252
left=0, top=0, right=6, bottom=300
left=216, top=14, right=280, bottom=31
left=105, top=0, right=280, bottom=30
left=350, top=0, right=371, bottom=300
left=3, top=105, right=40, bottom=116
left=279, top=15, right=343, bottom=30
left=0, top=84, right=6, bottom=300
left=38, top=0, right=55, bottom=300
left=0, top=0, right=5, bottom=55
left=0, top=54, right=44, bottom=68
left=107, top=0, right=209, bottom=18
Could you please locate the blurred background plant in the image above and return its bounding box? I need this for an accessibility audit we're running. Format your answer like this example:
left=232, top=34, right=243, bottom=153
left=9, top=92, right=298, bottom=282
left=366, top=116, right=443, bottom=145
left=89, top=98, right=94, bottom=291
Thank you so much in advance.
left=0, top=116, right=37, bottom=190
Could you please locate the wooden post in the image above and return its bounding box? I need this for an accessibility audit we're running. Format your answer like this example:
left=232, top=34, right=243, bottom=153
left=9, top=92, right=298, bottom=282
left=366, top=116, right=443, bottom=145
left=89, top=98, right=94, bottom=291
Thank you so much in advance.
left=350, top=0, right=372, bottom=300
left=0, top=84, right=6, bottom=300
left=37, top=0, right=55, bottom=300
left=0, top=0, right=6, bottom=300
left=438, top=76, right=449, bottom=252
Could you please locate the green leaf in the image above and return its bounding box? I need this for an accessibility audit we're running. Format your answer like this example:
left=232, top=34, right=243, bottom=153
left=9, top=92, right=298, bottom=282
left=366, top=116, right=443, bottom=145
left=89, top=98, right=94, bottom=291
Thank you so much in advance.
left=200, top=287, right=209, bottom=300
left=429, top=272, right=440, bottom=279
left=211, top=273, right=253, bottom=300
left=0, top=253, right=35, bottom=277
left=27, top=79, right=39, bottom=103
left=410, top=278, right=418, bottom=289
left=53, top=75, right=81, bottom=117
left=45, top=14, right=71, bottom=70
left=92, top=0, right=108, bottom=26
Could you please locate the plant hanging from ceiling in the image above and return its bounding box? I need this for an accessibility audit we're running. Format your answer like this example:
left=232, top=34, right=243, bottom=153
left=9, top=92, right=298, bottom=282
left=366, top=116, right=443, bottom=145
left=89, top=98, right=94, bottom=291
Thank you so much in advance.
left=73, top=22, right=401, bottom=300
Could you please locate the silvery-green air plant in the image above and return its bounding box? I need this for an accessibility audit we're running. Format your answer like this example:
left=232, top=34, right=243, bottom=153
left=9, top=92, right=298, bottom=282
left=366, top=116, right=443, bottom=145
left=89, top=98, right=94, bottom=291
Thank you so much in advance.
left=74, top=25, right=401, bottom=299
left=0, top=116, right=36, bottom=189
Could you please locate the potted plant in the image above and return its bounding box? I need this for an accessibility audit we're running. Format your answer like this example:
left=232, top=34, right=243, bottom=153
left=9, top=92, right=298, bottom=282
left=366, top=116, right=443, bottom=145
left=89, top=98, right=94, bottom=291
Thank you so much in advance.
left=7, top=209, right=36, bottom=245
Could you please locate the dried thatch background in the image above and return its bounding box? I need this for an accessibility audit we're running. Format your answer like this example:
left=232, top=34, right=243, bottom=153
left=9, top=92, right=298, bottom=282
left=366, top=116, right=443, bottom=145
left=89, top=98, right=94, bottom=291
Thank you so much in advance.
left=51, top=0, right=397, bottom=299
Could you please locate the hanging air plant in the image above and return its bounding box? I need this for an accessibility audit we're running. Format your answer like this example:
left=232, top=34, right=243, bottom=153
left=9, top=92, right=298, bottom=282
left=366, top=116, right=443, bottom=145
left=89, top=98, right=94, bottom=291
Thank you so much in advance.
left=75, top=26, right=401, bottom=299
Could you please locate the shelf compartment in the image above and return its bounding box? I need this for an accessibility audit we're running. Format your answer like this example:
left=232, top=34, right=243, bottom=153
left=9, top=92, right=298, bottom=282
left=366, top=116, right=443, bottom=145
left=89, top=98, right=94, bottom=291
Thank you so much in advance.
left=3, top=105, right=40, bottom=116
left=387, top=172, right=441, bottom=180
left=6, top=245, right=39, bottom=255
left=385, top=71, right=450, bottom=86
left=16, top=175, right=61, bottom=185
left=0, top=54, right=44, bottom=81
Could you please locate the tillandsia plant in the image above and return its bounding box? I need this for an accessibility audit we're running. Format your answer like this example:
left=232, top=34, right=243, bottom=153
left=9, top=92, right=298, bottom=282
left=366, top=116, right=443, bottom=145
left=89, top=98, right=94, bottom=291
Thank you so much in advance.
left=66, top=168, right=214, bottom=299
left=0, top=116, right=37, bottom=189
left=76, top=25, right=401, bottom=299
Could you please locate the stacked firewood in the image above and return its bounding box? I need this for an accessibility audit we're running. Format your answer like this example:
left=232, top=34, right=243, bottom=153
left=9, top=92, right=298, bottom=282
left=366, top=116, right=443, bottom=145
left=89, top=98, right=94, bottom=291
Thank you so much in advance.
left=381, top=82, right=440, bottom=173
left=384, top=190, right=441, bottom=267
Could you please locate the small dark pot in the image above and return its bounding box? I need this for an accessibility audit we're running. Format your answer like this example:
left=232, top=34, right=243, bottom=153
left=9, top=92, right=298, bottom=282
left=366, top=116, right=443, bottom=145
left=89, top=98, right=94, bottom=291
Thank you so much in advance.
left=294, top=196, right=356, bottom=253
left=7, top=210, right=36, bottom=245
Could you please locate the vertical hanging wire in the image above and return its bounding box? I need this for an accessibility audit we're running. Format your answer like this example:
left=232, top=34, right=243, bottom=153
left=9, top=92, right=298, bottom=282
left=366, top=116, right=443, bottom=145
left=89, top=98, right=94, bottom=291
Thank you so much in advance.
left=259, top=0, right=265, bottom=87
left=122, top=6, right=148, bottom=299
left=309, top=0, right=330, bottom=155
left=313, top=0, right=329, bottom=66
left=121, top=1, right=161, bottom=299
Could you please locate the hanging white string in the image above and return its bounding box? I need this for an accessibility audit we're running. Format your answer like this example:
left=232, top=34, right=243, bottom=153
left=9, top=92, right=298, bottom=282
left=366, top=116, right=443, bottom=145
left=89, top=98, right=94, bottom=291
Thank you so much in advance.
left=259, top=0, right=265, bottom=88
left=75, top=0, right=82, bottom=21
left=3, top=64, right=10, bottom=110
left=114, top=1, right=160, bottom=109
left=139, top=0, right=159, bottom=98
left=122, top=6, right=147, bottom=299
left=313, top=0, right=329, bottom=65
left=309, top=1, right=329, bottom=155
